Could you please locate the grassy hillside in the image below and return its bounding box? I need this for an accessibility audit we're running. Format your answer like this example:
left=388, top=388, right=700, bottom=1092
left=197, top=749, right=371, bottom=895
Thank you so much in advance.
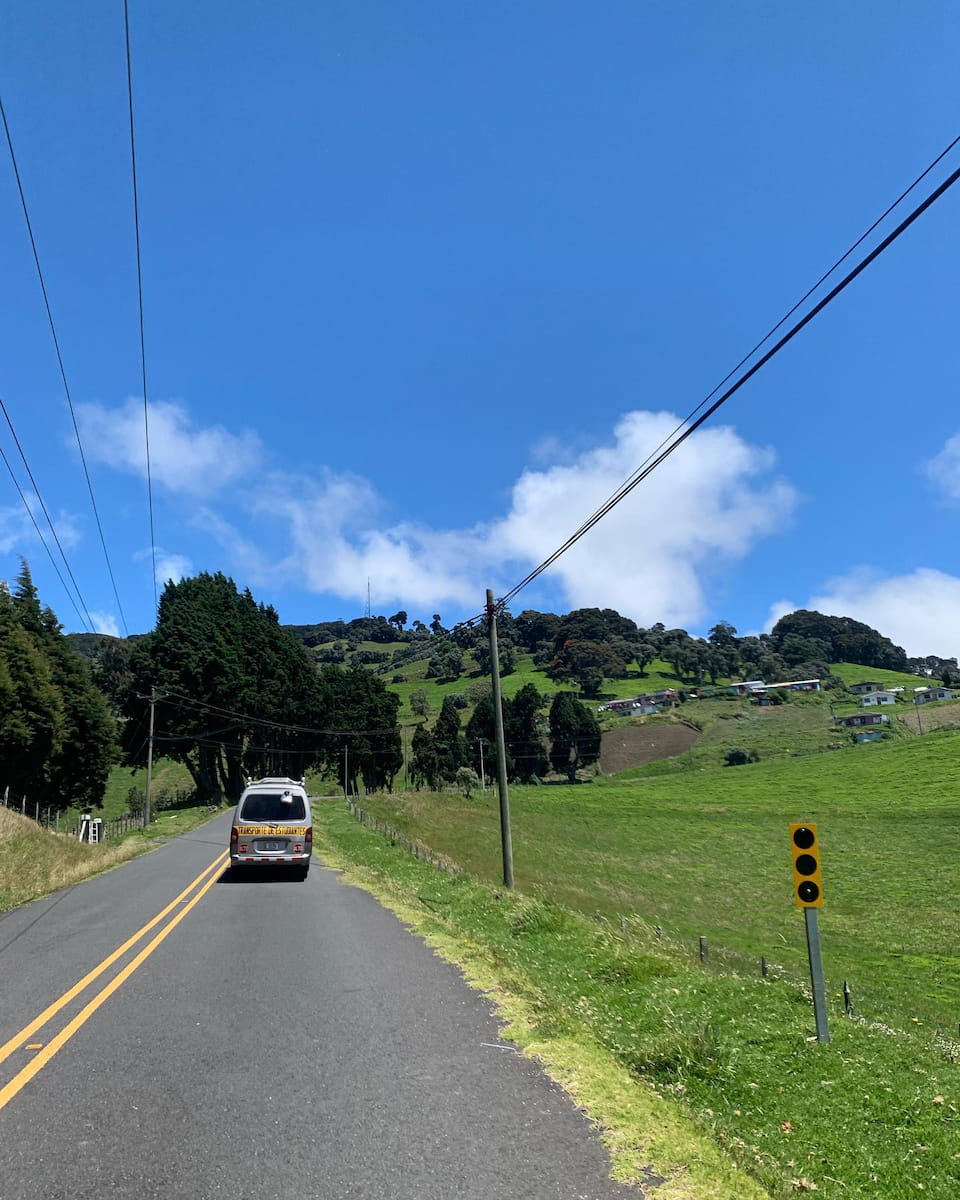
left=0, top=806, right=143, bottom=910
left=317, top=789, right=960, bottom=1200
left=355, top=728, right=960, bottom=1033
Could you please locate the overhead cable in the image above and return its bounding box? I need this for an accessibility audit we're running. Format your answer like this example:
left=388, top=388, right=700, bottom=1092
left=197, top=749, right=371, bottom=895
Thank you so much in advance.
left=480, top=143, right=960, bottom=619
left=123, top=0, right=158, bottom=613
left=0, top=427, right=91, bottom=629
left=0, top=93, right=130, bottom=635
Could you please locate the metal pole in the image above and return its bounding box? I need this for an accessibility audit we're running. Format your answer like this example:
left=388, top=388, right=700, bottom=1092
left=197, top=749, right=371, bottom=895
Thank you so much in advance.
left=478, top=739, right=486, bottom=792
left=486, top=589, right=514, bottom=889
left=804, top=906, right=830, bottom=1043
left=144, top=687, right=157, bottom=828
left=343, top=744, right=348, bottom=799
left=915, top=696, right=923, bottom=735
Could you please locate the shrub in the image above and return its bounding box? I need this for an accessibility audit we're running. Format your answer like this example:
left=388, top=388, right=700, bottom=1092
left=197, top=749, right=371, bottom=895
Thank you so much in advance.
left=723, top=746, right=759, bottom=766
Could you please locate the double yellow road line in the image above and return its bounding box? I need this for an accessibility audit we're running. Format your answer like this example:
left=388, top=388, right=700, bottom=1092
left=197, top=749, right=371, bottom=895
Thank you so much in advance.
left=0, top=850, right=228, bottom=1112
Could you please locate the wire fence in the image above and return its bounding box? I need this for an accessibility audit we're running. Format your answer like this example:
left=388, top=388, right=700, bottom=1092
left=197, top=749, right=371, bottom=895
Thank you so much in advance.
left=345, top=798, right=960, bottom=1059
left=1, top=786, right=145, bottom=839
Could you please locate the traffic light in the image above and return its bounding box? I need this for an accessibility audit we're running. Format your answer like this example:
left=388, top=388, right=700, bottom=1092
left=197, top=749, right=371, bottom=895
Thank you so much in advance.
left=789, top=823, right=824, bottom=907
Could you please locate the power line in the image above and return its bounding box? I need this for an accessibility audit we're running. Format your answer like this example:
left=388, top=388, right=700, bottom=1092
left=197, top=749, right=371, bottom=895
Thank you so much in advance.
left=162, top=690, right=399, bottom=737
left=480, top=143, right=960, bottom=620
left=0, top=94, right=130, bottom=634
left=123, top=0, right=158, bottom=615
left=0, top=433, right=90, bottom=630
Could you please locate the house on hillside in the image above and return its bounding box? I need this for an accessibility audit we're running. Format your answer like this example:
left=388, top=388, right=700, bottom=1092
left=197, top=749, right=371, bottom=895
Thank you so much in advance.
left=837, top=712, right=889, bottom=728
left=728, top=680, right=765, bottom=695
left=855, top=731, right=884, bottom=743
left=849, top=681, right=885, bottom=695
left=859, top=690, right=897, bottom=707
left=914, top=687, right=955, bottom=705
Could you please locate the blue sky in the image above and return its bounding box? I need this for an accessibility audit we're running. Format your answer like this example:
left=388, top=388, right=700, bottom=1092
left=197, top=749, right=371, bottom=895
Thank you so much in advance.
left=1, top=2, right=959, bottom=656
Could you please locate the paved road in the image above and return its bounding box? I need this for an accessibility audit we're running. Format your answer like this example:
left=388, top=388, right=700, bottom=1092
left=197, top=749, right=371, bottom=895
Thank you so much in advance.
left=0, top=812, right=650, bottom=1199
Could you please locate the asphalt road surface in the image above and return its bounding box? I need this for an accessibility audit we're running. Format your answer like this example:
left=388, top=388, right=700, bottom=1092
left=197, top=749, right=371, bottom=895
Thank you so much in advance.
left=0, top=811, right=653, bottom=1199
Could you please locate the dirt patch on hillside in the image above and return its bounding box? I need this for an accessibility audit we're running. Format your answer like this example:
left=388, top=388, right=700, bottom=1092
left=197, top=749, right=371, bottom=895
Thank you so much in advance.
left=600, top=721, right=701, bottom=774
left=899, top=700, right=960, bottom=735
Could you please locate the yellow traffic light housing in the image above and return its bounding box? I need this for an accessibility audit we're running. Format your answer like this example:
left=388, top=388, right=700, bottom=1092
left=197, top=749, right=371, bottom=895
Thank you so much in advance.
left=790, top=823, right=824, bottom=907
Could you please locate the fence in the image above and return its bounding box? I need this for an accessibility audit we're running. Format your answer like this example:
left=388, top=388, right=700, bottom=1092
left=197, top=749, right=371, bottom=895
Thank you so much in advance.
left=1, top=787, right=145, bottom=839
left=346, top=799, right=463, bottom=877
left=345, top=798, right=960, bottom=1056
left=1, top=787, right=69, bottom=833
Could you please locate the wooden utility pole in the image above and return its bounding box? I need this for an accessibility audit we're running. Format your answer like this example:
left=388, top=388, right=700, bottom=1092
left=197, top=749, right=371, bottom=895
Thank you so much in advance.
left=144, top=687, right=158, bottom=828
left=486, top=589, right=514, bottom=889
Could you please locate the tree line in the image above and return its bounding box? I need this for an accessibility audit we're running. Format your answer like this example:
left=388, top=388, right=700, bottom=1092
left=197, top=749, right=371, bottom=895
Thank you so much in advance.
left=281, top=603, right=931, bottom=699
left=408, top=685, right=601, bottom=789
left=0, top=564, right=117, bottom=812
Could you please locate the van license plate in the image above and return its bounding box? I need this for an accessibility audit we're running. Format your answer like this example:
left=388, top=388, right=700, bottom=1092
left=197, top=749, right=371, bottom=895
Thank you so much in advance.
left=261, top=840, right=284, bottom=852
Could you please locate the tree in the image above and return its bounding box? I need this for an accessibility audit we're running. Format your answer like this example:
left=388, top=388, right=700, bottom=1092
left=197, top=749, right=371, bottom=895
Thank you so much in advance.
left=515, top=610, right=561, bottom=652
left=708, top=621, right=738, bottom=649
left=509, top=683, right=548, bottom=781
left=548, top=693, right=601, bottom=782
left=430, top=613, right=447, bottom=635
left=474, top=638, right=517, bottom=678
left=465, top=694, right=503, bottom=783
left=634, top=642, right=658, bottom=674
left=388, top=611, right=408, bottom=632
left=547, top=639, right=625, bottom=695
left=410, top=724, right=439, bottom=789
left=410, top=688, right=430, bottom=719
left=455, top=766, right=480, bottom=797
left=123, top=573, right=330, bottom=801
left=433, top=696, right=465, bottom=782
left=0, top=564, right=118, bottom=811
left=317, top=665, right=402, bottom=795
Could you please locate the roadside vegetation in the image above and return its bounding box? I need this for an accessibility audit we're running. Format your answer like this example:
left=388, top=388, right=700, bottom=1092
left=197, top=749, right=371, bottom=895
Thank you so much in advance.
left=315, top=798, right=960, bottom=1200
left=0, top=805, right=143, bottom=911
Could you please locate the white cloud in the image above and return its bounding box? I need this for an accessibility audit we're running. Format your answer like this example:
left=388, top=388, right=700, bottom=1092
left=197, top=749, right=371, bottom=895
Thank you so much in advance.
left=76, top=399, right=261, bottom=496
left=488, top=411, right=798, bottom=627
left=808, top=568, right=960, bottom=659
left=0, top=500, right=41, bottom=553
left=200, top=409, right=797, bottom=624
left=925, top=432, right=960, bottom=501
left=758, top=599, right=798, bottom=635
left=155, top=550, right=192, bottom=586
left=0, top=496, right=81, bottom=554
left=136, top=546, right=192, bottom=587
left=90, top=611, right=120, bottom=636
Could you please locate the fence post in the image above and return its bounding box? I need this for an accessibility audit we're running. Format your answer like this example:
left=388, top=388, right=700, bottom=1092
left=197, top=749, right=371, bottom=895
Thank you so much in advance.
left=699, top=936, right=709, bottom=965
left=761, top=955, right=769, bottom=978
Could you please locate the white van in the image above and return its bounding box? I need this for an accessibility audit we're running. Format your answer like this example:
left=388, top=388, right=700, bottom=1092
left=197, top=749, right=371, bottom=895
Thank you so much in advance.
left=229, top=777, right=312, bottom=880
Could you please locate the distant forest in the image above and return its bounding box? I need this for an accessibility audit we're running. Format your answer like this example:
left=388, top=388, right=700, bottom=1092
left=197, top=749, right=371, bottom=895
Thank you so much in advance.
left=279, top=606, right=959, bottom=698
left=0, top=570, right=944, bottom=809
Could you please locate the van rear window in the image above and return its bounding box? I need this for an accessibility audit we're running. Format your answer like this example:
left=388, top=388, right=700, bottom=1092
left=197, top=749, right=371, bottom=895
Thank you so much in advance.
left=239, top=793, right=307, bottom=822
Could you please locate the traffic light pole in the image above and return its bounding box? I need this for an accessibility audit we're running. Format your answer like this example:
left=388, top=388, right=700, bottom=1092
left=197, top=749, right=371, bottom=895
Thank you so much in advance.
left=804, top=907, right=830, bottom=1043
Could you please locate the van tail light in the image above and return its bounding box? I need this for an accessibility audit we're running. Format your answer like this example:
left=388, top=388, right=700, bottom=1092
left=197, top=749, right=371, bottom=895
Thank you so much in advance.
left=230, top=826, right=238, bottom=846
left=305, top=827, right=313, bottom=847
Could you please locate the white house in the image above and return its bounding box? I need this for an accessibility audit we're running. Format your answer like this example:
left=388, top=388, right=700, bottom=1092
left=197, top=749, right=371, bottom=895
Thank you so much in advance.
left=859, top=691, right=897, bottom=707
left=914, top=687, right=955, bottom=705
left=850, top=681, right=885, bottom=695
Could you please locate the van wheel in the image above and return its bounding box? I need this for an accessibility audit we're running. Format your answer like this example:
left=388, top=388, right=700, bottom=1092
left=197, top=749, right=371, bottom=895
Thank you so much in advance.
left=293, top=864, right=309, bottom=881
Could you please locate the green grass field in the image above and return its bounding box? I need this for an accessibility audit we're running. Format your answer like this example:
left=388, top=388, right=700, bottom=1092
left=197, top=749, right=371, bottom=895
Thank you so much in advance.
left=316, top=796, right=960, bottom=1200
left=356, top=728, right=960, bottom=1034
